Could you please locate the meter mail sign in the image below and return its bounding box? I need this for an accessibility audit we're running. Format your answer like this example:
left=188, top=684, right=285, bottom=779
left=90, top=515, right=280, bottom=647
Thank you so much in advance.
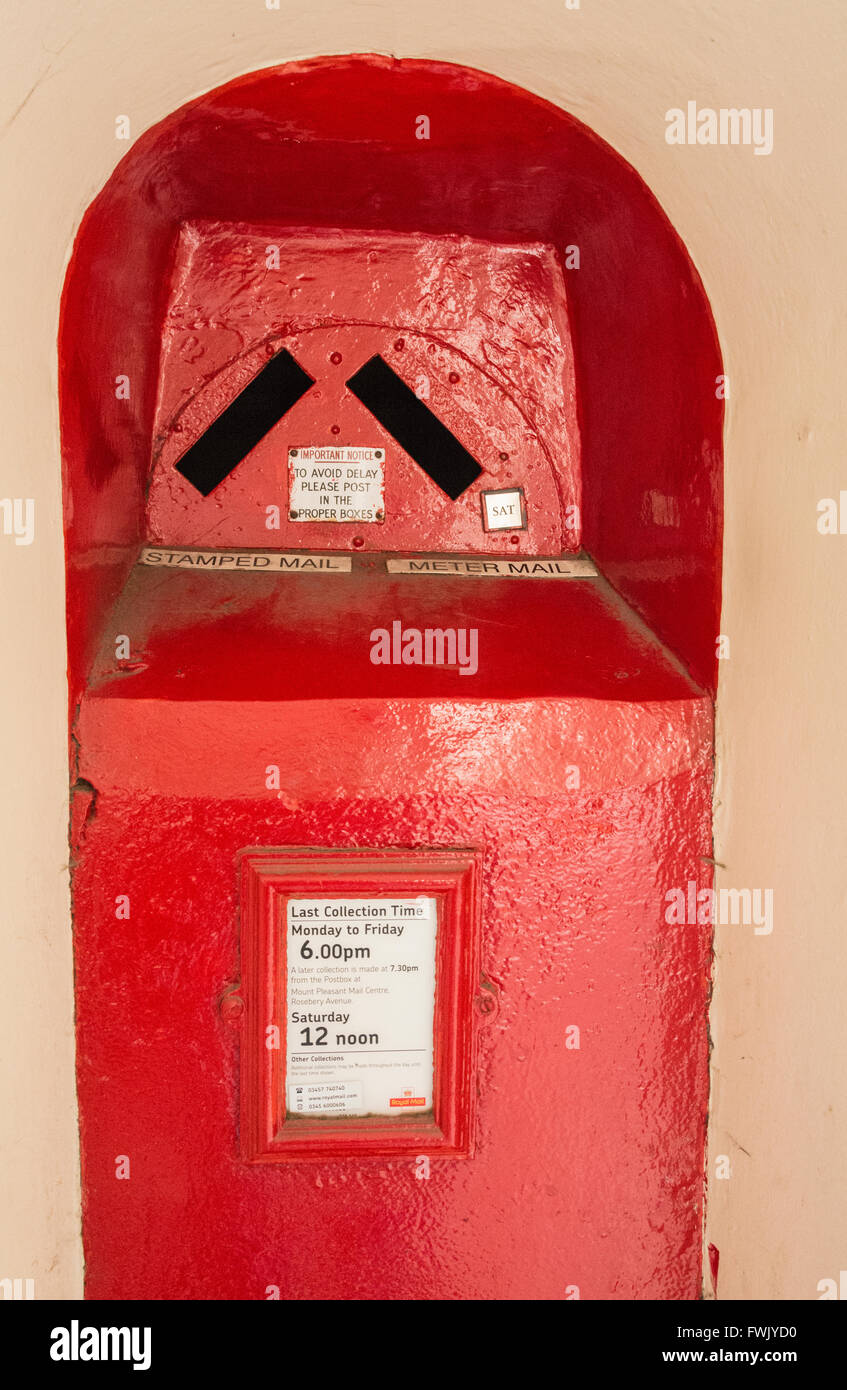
left=285, top=897, right=437, bottom=1118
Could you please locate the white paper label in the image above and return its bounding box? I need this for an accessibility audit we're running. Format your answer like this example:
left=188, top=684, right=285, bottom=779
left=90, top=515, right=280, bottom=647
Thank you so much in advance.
left=386, top=555, right=598, bottom=578
left=289, top=445, right=385, bottom=523
left=285, top=896, right=437, bottom=1118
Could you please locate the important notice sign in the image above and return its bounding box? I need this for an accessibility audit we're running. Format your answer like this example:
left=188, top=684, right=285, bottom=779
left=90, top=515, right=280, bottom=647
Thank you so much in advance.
left=288, top=445, right=385, bottom=523
left=285, top=897, right=437, bottom=1118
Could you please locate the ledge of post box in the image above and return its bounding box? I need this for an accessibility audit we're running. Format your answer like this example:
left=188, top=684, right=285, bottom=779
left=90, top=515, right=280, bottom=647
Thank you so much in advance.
left=79, top=552, right=705, bottom=708
left=75, top=692, right=714, bottom=802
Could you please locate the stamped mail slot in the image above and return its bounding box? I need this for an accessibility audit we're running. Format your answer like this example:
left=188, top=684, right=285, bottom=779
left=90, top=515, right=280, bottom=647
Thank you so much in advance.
left=237, top=848, right=482, bottom=1161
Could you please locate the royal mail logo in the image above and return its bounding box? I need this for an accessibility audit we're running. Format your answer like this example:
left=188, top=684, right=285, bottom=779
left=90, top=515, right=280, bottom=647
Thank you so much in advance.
left=389, top=1095, right=426, bottom=1107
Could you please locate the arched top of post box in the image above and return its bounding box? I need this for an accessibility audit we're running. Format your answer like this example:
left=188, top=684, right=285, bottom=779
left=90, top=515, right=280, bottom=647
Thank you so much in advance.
left=59, top=54, right=723, bottom=703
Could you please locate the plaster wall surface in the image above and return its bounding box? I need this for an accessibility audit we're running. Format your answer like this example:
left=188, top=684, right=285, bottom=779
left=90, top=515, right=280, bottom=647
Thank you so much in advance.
left=0, top=0, right=844, bottom=1299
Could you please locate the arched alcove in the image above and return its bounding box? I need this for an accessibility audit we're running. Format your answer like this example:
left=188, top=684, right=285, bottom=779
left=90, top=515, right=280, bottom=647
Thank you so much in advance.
left=60, top=53, right=723, bottom=704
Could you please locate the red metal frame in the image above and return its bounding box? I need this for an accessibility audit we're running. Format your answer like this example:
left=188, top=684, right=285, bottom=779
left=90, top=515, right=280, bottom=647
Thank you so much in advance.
left=236, top=847, right=482, bottom=1161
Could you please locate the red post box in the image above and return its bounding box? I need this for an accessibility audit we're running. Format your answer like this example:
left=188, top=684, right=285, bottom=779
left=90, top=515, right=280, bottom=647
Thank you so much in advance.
left=61, top=56, right=723, bottom=1300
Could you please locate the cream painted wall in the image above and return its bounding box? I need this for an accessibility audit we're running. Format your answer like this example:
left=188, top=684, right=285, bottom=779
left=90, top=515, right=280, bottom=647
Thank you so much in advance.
left=1, top=0, right=843, bottom=1300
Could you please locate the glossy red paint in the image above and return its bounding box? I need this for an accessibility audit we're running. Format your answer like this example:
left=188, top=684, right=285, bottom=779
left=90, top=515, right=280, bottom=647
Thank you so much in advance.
left=72, top=564, right=714, bottom=1298
left=84, top=563, right=702, bottom=704
left=60, top=52, right=723, bottom=702
left=74, top=679, right=713, bottom=1300
left=61, top=55, right=722, bottom=1301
